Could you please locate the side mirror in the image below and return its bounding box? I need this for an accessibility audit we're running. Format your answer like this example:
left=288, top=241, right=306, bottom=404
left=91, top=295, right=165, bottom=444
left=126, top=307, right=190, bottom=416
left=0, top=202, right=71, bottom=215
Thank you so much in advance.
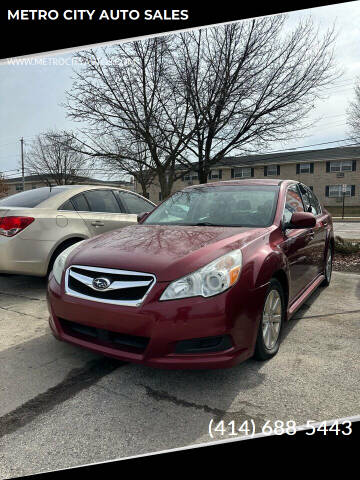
left=137, top=212, right=150, bottom=223
left=287, top=211, right=316, bottom=229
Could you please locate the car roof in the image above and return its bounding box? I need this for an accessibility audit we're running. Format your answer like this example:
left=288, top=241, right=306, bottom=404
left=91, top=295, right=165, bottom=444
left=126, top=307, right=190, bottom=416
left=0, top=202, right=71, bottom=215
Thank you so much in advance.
left=183, top=179, right=289, bottom=190
left=35, top=185, right=147, bottom=208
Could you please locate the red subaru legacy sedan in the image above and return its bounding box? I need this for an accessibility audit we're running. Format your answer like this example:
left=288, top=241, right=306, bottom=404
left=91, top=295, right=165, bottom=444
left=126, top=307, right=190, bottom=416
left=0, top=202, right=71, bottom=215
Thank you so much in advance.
left=47, top=179, right=333, bottom=369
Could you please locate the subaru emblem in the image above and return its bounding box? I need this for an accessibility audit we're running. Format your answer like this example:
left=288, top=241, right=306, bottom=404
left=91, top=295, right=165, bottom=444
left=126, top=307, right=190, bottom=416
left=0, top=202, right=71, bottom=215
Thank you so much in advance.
left=92, top=277, right=111, bottom=290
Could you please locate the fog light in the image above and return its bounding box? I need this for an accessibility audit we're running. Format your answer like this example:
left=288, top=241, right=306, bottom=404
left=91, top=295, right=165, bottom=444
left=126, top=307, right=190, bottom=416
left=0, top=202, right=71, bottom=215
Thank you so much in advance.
left=175, top=335, right=233, bottom=354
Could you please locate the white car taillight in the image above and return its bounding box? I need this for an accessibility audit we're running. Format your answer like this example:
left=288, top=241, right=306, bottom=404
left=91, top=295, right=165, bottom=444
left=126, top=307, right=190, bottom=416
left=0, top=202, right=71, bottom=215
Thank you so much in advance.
left=0, top=216, right=35, bottom=237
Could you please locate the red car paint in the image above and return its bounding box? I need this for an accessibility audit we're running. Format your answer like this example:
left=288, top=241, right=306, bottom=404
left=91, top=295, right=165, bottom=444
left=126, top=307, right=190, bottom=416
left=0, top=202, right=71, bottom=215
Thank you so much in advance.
left=47, top=179, right=333, bottom=369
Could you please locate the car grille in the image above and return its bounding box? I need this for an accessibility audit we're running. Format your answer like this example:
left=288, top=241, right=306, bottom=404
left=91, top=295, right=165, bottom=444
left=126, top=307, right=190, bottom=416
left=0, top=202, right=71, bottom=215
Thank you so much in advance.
left=59, top=318, right=150, bottom=353
left=65, top=265, right=156, bottom=306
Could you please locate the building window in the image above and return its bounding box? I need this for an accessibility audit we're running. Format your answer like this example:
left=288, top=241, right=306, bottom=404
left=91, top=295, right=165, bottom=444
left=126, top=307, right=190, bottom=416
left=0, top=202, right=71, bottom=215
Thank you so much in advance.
left=326, top=185, right=353, bottom=197
left=209, top=169, right=222, bottom=179
left=159, top=192, right=162, bottom=201
left=183, top=172, right=198, bottom=181
left=233, top=167, right=252, bottom=178
left=300, top=163, right=311, bottom=173
left=296, top=162, right=314, bottom=174
left=15, top=184, right=23, bottom=191
left=329, top=160, right=353, bottom=172
left=265, top=165, right=278, bottom=176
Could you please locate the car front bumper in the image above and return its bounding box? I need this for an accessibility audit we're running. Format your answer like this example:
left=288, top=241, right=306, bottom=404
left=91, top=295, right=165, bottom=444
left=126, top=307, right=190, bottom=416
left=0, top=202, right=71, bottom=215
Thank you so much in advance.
left=47, top=273, right=268, bottom=369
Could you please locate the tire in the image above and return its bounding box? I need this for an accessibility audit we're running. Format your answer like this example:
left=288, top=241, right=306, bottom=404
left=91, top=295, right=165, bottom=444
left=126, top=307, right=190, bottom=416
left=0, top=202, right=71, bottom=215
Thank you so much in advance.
left=254, top=279, right=285, bottom=361
left=321, top=246, right=333, bottom=287
left=47, top=239, right=81, bottom=278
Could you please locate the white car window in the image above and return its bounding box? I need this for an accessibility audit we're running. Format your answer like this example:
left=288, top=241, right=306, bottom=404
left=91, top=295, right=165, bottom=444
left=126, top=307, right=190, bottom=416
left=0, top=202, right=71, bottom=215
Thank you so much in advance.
left=84, top=190, right=121, bottom=213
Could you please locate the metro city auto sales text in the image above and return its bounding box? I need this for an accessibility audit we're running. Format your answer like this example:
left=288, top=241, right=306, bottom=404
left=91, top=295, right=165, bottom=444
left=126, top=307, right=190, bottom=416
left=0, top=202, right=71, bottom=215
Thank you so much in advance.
left=7, top=9, right=190, bottom=21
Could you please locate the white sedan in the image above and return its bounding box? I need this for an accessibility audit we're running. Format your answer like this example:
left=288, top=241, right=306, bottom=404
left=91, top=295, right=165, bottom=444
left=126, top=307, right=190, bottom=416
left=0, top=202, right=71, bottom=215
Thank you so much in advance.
left=0, top=185, right=155, bottom=276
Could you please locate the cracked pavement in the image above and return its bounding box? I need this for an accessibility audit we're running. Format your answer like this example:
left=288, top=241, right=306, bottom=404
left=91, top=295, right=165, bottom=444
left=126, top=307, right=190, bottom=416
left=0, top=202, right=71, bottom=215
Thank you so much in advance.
left=0, top=271, right=359, bottom=478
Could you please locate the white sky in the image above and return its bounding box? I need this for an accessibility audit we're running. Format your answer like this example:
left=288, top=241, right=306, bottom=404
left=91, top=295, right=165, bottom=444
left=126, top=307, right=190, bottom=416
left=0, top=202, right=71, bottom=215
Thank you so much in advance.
left=1, top=1, right=360, bottom=181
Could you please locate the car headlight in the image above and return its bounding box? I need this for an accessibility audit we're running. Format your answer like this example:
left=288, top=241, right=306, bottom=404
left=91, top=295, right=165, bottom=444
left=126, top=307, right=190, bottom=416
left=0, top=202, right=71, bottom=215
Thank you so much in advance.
left=52, top=242, right=84, bottom=284
left=160, top=249, right=242, bottom=301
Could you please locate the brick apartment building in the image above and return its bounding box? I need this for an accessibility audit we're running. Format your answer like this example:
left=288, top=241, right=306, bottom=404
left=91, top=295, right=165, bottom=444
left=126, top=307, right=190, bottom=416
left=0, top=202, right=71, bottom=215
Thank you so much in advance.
left=2, top=174, right=134, bottom=197
left=135, top=146, right=360, bottom=212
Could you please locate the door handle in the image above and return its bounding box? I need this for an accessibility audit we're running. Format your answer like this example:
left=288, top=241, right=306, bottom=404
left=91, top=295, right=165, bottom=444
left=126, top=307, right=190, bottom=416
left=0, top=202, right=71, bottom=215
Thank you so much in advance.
left=91, top=221, right=105, bottom=227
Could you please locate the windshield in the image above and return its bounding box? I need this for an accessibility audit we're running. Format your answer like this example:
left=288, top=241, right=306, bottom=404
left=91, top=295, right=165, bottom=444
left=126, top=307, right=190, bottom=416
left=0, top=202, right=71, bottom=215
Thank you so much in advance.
left=0, top=187, right=68, bottom=208
left=144, top=185, right=279, bottom=227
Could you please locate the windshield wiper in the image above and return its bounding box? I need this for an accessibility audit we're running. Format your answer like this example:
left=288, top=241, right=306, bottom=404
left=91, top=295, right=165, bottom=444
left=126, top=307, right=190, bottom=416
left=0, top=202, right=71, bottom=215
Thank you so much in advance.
left=192, top=222, right=224, bottom=226
left=191, top=222, right=246, bottom=227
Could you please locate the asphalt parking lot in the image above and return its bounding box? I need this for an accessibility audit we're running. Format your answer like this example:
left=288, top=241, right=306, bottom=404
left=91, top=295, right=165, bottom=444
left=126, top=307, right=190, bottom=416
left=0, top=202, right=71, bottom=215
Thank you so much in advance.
left=0, top=271, right=359, bottom=478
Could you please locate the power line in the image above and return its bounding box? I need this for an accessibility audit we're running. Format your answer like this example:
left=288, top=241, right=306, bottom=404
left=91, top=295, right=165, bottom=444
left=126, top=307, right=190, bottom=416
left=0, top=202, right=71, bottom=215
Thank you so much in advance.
left=222, top=141, right=360, bottom=167
left=2, top=136, right=360, bottom=180
left=0, top=168, right=21, bottom=173
left=257, top=137, right=360, bottom=153
left=0, top=111, right=354, bottom=152
left=308, top=121, right=348, bottom=130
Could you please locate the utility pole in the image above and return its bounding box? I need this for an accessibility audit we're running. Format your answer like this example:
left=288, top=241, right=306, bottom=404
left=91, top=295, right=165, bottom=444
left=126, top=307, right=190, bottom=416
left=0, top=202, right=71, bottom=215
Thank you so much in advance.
left=20, top=137, right=25, bottom=191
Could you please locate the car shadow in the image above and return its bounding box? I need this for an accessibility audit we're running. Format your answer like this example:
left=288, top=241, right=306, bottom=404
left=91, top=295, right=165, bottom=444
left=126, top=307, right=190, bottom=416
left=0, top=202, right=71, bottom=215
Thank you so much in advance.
left=0, top=273, right=47, bottom=285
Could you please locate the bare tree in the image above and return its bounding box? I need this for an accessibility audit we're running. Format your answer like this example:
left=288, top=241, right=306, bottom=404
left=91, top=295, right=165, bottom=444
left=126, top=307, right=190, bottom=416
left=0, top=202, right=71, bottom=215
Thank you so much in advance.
left=68, top=131, right=157, bottom=197
left=347, top=77, right=360, bottom=142
left=0, top=173, right=8, bottom=198
left=102, top=144, right=156, bottom=198
left=64, top=15, right=340, bottom=194
left=171, top=16, right=340, bottom=182
left=64, top=37, right=197, bottom=198
left=26, top=130, right=91, bottom=185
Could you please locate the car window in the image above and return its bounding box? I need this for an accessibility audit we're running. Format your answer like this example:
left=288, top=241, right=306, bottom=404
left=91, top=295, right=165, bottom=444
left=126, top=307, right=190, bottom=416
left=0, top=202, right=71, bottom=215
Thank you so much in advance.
left=305, top=187, right=322, bottom=216
left=283, top=185, right=304, bottom=224
left=298, top=184, right=312, bottom=213
left=156, top=194, right=192, bottom=223
left=0, top=187, right=68, bottom=208
left=59, top=199, right=75, bottom=211
left=71, top=193, right=90, bottom=212
left=83, top=190, right=121, bottom=213
left=144, top=185, right=279, bottom=227
left=116, top=191, right=154, bottom=214
left=312, top=190, right=322, bottom=215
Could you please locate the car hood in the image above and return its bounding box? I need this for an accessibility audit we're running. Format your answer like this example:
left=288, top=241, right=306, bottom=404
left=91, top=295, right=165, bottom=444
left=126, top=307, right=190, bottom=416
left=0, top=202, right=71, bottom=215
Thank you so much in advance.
left=69, top=224, right=269, bottom=282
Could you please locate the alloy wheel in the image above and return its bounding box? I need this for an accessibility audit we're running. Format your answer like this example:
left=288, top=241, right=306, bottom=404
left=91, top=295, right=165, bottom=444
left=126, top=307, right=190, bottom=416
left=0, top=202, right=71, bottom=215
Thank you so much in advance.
left=325, top=249, right=332, bottom=283
left=262, top=289, right=282, bottom=350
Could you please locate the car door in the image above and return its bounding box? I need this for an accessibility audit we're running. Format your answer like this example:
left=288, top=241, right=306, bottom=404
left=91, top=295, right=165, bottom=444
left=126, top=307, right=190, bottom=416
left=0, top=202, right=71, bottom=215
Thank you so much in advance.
left=72, top=190, right=137, bottom=236
left=279, top=184, right=316, bottom=301
left=114, top=190, right=155, bottom=216
left=57, top=197, right=93, bottom=239
left=298, top=184, right=327, bottom=276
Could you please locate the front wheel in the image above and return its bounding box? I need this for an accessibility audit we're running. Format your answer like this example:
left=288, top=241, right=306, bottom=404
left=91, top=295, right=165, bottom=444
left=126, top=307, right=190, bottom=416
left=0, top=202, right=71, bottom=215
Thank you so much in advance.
left=254, top=279, right=285, bottom=361
left=321, top=247, right=333, bottom=287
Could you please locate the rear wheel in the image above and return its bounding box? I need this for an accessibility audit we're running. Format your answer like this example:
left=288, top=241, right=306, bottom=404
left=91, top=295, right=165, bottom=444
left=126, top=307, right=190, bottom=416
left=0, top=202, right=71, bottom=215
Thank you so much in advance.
left=254, top=279, right=285, bottom=361
left=322, top=247, right=333, bottom=287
